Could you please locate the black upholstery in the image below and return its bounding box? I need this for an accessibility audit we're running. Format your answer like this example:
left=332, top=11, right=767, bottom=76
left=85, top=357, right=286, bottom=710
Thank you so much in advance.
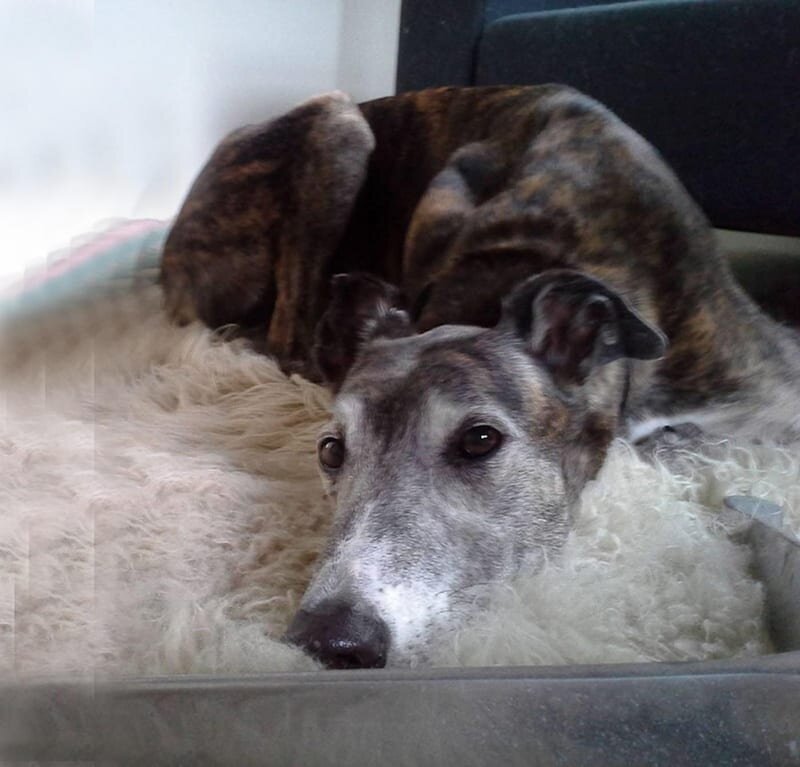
left=396, top=0, right=800, bottom=236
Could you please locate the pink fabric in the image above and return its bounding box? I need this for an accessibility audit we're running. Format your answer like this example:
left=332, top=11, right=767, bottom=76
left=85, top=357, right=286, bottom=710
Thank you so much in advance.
left=5, top=219, right=164, bottom=298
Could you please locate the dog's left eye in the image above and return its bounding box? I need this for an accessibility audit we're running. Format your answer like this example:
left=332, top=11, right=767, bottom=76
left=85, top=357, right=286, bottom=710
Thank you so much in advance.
left=318, top=437, right=345, bottom=470
left=459, top=425, right=503, bottom=459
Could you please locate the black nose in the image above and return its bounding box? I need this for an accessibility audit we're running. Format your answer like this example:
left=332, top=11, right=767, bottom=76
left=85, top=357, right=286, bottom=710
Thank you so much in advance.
left=284, top=601, right=390, bottom=669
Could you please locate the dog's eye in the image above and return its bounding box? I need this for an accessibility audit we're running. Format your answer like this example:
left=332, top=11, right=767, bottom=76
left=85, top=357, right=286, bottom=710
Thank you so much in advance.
left=459, top=425, right=503, bottom=459
left=318, top=437, right=345, bottom=470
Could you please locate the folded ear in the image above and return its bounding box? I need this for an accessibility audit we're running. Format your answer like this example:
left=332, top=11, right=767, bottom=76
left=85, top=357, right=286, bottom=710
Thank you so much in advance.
left=160, top=91, right=375, bottom=364
left=313, top=273, right=413, bottom=389
left=500, top=269, right=667, bottom=386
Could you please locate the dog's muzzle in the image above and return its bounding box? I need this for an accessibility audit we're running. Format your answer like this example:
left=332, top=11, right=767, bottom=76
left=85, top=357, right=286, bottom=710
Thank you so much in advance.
left=284, top=600, right=390, bottom=669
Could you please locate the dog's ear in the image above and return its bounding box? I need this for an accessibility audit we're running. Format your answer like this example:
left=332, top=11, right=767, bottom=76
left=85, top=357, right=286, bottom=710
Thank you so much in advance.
left=160, top=92, right=375, bottom=363
left=313, top=273, right=413, bottom=389
left=500, top=269, right=666, bottom=386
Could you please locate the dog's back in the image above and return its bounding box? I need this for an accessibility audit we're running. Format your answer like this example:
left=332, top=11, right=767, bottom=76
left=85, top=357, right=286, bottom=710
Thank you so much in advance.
left=160, top=85, right=800, bottom=439
left=160, top=85, right=800, bottom=667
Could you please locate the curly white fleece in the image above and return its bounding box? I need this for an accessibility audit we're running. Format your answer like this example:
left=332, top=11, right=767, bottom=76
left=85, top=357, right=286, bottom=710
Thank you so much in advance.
left=1, top=285, right=798, bottom=678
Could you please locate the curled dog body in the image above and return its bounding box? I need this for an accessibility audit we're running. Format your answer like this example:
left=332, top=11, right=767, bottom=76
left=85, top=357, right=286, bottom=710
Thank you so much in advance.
left=160, top=86, right=800, bottom=667
left=286, top=270, right=664, bottom=667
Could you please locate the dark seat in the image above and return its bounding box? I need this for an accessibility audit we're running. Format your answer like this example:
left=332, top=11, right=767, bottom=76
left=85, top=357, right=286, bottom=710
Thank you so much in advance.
left=397, top=0, right=800, bottom=237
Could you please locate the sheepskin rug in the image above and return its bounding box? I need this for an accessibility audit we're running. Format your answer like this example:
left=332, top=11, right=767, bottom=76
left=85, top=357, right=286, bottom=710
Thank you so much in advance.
left=1, top=281, right=799, bottom=679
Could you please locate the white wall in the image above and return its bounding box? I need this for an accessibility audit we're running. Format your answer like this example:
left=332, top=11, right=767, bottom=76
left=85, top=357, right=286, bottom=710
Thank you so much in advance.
left=0, top=0, right=401, bottom=284
left=338, top=0, right=401, bottom=102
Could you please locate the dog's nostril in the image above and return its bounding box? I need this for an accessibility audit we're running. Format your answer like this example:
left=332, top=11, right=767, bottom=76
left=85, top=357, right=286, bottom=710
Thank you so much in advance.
left=284, top=601, right=389, bottom=670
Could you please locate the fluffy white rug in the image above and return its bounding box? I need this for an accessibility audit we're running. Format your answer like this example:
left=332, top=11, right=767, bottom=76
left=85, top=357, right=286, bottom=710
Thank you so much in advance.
left=1, top=282, right=799, bottom=678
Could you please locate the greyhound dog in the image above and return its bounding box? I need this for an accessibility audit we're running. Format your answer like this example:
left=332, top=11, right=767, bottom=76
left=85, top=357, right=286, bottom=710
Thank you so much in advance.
left=161, top=86, right=800, bottom=668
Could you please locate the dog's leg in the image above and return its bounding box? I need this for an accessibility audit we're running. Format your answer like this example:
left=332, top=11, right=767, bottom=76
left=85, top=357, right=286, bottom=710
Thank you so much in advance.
left=160, top=92, right=375, bottom=371
left=402, top=142, right=510, bottom=316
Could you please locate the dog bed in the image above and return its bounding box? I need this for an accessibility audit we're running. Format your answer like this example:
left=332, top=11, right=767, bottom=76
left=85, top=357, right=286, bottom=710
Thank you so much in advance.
left=1, top=221, right=799, bottom=678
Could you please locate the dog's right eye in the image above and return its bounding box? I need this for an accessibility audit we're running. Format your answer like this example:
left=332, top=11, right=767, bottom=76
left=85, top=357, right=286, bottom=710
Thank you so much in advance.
left=459, top=425, right=503, bottom=459
left=318, top=437, right=345, bottom=470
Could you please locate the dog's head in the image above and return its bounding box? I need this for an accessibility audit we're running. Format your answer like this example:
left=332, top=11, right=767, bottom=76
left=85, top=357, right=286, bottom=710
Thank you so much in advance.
left=285, top=270, right=665, bottom=668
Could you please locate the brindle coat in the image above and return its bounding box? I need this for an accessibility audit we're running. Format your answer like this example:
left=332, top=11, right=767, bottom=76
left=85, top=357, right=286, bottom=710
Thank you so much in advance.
left=160, top=86, right=800, bottom=667
left=161, top=85, right=797, bottom=426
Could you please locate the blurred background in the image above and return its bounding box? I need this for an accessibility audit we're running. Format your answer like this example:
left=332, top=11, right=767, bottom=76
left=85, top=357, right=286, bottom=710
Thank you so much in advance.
left=0, top=0, right=401, bottom=286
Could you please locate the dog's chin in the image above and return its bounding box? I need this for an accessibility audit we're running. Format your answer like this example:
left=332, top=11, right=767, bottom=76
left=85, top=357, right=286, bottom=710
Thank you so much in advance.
left=384, top=647, right=432, bottom=669
left=380, top=584, right=500, bottom=668
left=386, top=623, right=467, bottom=668
left=384, top=564, right=558, bottom=668
left=380, top=622, right=450, bottom=669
